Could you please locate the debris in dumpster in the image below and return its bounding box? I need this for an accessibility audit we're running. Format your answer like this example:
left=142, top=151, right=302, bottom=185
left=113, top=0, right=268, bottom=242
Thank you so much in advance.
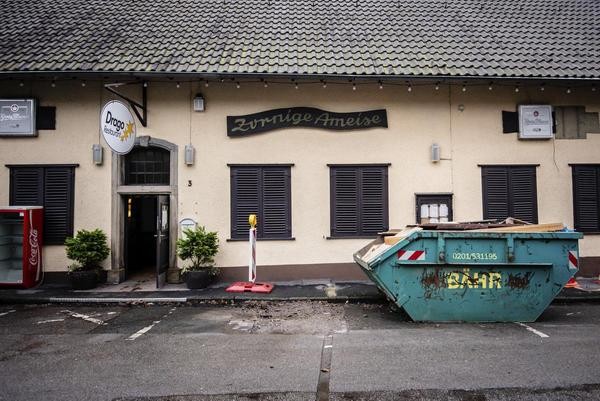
left=364, top=227, right=422, bottom=262
left=406, top=218, right=527, bottom=231
left=384, top=236, right=403, bottom=245
left=361, top=243, right=392, bottom=263
left=402, top=218, right=565, bottom=233
left=366, top=218, right=566, bottom=265
left=473, top=222, right=565, bottom=232
left=416, top=222, right=516, bottom=230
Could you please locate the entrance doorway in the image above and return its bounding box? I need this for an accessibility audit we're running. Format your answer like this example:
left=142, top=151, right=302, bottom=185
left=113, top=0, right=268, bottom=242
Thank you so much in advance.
left=124, top=194, right=170, bottom=288
left=110, top=137, right=178, bottom=286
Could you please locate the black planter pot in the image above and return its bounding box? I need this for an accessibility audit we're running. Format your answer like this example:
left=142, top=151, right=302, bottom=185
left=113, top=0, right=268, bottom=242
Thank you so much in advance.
left=69, top=270, right=99, bottom=290
left=185, top=270, right=213, bottom=289
left=98, top=269, right=108, bottom=284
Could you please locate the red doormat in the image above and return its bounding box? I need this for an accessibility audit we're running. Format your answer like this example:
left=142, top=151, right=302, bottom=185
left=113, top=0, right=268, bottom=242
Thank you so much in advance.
left=225, top=282, right=274, bottom=293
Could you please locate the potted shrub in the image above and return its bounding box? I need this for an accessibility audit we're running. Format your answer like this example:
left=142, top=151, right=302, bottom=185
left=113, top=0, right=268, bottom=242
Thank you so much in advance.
left=177, top=226, right=219, bottom=289
left=65, top=229, right=110, bottom=290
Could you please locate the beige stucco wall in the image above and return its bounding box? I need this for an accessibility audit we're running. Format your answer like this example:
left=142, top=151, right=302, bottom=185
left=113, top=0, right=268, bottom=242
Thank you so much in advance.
left=1, top=79, right=599, bottom=273
left=0, top=80, right=111, bottom=271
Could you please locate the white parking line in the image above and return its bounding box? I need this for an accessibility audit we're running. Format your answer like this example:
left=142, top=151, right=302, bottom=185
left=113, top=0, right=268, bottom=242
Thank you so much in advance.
left=61, top=310, right=106, bottom=325
left=126, top=308, right=176, bottom=341
left=127, top=320, right=161, bottom=341
left=36, top=319, right=65, bottom=324
left=0, top=310, right=16, bottom=317
left=515, top=322, right=549, bottom=338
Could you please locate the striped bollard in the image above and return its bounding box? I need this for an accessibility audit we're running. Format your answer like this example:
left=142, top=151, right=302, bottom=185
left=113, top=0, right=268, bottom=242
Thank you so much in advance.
left=224, top=214, right=274, bottom=294
left=249, top=214, right=257, bottom=283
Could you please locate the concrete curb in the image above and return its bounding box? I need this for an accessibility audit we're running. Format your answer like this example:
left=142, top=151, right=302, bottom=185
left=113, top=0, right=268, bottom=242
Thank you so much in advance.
left=555, top=293, right=600, bottom=302
left=0, top=282, right=387, bottom=305
left=1, top=284, right=598, bottom=305
left=0, top=294, right=387, bottom=305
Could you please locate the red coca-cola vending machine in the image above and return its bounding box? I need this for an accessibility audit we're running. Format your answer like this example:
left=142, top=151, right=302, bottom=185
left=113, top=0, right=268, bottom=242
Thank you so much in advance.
left=0, top=206, right=43, bottom=288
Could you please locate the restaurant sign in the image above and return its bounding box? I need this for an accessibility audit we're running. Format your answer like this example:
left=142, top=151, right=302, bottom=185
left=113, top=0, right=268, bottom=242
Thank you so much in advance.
left=227, top=107, right=388, bottom=137
left=518, top=105, right=553, bottom=139
left=100, top=100, right=136, bottom=154
left=0, top=99, right=36, bottom=136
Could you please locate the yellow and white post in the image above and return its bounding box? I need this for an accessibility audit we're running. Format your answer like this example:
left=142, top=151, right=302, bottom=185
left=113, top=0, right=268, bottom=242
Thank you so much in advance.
left=248, top=214, right=257, bottom=283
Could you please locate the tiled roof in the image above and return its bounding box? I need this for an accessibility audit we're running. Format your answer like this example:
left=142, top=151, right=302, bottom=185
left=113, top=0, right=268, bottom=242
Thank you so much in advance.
left=0, top=0, right=599, bottom=79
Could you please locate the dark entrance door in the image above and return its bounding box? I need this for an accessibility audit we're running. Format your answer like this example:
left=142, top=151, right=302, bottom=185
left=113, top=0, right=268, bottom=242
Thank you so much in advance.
left=124, top=194, right=170, bottom=288
left=155, top=195, right=169, bottom=288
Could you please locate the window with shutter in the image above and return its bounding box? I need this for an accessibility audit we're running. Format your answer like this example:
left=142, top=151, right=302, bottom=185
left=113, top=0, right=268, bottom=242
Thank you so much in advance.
left=230, top=165, right=292, bottom=240
left=481, top=165, right=538, bottom=223
left=572, top=165, right=600, bottom=233
left=8, top=165, right=76, bottom=245
left=330, top=165, right=389, bottom=237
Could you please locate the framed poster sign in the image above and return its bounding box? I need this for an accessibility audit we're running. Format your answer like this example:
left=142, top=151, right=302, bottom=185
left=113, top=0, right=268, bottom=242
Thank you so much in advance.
left=518, top=105, right=553, bottom=139
left=0, top=99, right=36, bottom=137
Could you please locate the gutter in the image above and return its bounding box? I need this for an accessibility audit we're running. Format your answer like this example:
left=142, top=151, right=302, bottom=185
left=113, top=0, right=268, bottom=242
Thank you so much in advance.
left=1, top=70, right=599, bottom=83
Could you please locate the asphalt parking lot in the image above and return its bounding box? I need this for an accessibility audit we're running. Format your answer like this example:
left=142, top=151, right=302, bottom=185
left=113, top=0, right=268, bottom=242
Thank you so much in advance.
left=0, top=301, right=599, bottom=401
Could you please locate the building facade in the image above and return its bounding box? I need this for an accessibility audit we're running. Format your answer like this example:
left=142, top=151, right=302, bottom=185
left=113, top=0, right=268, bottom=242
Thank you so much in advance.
left=1, top=0, right=599, bottom=285
left=1, top=79, right=599, bottom=284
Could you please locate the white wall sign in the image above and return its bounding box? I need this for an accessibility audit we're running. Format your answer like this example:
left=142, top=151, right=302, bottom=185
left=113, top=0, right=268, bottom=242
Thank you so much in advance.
left=0, top=99, right=36, bottom=136
left=518, top=105, right=553, bottom=139
left=100, top=100, right=136, bottom=154
left=179, top=218, right=197, bottom=236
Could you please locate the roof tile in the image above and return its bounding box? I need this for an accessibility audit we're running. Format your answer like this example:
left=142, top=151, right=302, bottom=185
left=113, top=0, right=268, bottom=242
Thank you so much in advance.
left=0, top=0, right=598, bottom=78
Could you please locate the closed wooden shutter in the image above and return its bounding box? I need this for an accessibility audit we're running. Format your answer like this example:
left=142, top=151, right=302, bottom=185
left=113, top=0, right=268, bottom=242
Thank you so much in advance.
left=230, top=166, right=292, bottom=239
left=9, top=166, right=75, bottom=245
left=330, top=165, right=388, bottom=237
left=572, top=165, right=600, bottom=232
left=360, top=167, right=388, bottom=235
left=331, top=168, right=359, bottom=237
left=231, top=167, right=260, bottom=239
left=482, top=165, right=537, bottom=223
left=482, top=167, right=510, bottom=220
left=509, top=167, right=538, bottom=223
left=261, top=167, right=291, bottom=238
left=43, top=167, right=75, bottom=244
left=10, top=168, right=43, bottom=206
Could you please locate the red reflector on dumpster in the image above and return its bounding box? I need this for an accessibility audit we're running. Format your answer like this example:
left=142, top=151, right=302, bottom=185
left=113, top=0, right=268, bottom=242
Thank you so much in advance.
left=226, top=282, right=274, bottom=293
left=564, top=277, right=579, bottom=288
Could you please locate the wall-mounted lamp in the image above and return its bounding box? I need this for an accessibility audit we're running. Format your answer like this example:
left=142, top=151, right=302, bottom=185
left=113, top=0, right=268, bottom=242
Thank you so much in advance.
left=431, top=143, right=441, bottom=163
left=193, top=93, right=205, bottom=112
left=185, top=144, right=195, bottom=165
left=92, top=144, right=103, bottom=165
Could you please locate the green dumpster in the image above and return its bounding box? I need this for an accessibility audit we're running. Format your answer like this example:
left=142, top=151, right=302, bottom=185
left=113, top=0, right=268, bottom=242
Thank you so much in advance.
left=353, top=229, right=582, bottom=322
